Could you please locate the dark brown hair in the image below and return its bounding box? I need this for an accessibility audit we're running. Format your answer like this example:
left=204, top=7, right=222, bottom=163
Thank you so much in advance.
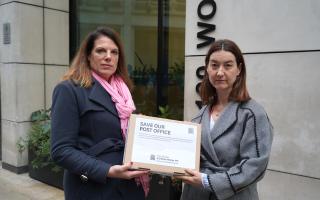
left=200, top=39, right=250, bottom=105
left=63, top=27, right=133, bottom=90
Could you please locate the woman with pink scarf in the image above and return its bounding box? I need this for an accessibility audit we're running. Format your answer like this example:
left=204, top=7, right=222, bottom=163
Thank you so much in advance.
left=51, top=27, right=149, bottom=200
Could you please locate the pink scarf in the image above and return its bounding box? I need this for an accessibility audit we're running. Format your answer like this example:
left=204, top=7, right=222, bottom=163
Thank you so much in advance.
left=92, top=72, right=149, bottom=196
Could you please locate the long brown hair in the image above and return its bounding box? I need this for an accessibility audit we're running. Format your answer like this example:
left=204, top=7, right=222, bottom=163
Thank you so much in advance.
left=200, top=39, right=250, bottom=105
left=63, top=27, right=133, bottom=90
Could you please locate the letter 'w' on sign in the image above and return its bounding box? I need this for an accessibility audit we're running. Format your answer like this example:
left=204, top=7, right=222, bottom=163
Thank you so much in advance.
left=197, top=22, right=215, bottom=48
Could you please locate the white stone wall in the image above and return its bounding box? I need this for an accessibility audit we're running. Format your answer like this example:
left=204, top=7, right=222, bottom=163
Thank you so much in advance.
left=43, top=0, right=69, bottom=108
left=185, top=0, right=320, bottom=199
left=0, top=0, right=69, bottom=172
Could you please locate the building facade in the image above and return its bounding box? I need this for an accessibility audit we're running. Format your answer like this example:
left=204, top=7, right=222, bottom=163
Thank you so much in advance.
left=184, top=1, right=320, bottom=199
left=0, top=0, right=320, bottom=199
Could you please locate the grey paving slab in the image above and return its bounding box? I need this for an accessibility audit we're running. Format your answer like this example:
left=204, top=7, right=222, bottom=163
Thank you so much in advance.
left=0, top=163, right=64, bottom=200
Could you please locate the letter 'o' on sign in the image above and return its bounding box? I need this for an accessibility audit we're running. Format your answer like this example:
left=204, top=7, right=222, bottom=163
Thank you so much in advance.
left=197, top=0, right=217, bottom=20
left=196, top=82, right=202, bottom=94
left=196, top=66, right=205, bottom=79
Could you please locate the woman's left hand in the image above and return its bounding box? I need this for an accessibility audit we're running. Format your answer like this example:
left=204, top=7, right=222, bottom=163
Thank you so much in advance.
left=174, top=169, right=202, bottom=187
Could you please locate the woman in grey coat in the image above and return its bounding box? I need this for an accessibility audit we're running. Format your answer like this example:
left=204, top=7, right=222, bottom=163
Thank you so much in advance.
left=177, top=39, right=273, bottom=200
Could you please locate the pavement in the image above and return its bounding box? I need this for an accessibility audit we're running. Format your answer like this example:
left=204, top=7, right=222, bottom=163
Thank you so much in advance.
left=0, top=162, right=64, bottom=200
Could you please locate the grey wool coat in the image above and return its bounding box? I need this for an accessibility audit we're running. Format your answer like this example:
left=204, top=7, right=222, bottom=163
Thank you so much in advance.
left=181, top=100, right=273, bottom=200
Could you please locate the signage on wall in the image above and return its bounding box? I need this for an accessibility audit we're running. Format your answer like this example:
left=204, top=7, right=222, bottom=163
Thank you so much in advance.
left=195, top=0, right=217, bottom=109
left=3, top=23, right=11, bottom=45
left=197, top=0, right=216, bottom=48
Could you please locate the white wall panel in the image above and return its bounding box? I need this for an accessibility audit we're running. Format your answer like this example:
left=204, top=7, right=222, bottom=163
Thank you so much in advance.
left=186, top=0, right=320, bottom=56
left=0, top=3, right=43, bottom=63
left=258, top=170, right=320, bottom=199
left=45, top=65, right=68, bottom=109
left=184, top=56, right=205, bottom=121
left=0, top=64, right=44, bottom=122
left=0, top=0, right=43, bottom=6
left=1, top=120, right=30, bottom=167
left=44, top=0, right=69, bottom=11
left=44, top=9, right=69, bottom=65
left=246, top=52, right=320, bottom=178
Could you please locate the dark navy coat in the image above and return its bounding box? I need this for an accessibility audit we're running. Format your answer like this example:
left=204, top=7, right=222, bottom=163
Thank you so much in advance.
left=51, top=79, right=144, bottom=200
